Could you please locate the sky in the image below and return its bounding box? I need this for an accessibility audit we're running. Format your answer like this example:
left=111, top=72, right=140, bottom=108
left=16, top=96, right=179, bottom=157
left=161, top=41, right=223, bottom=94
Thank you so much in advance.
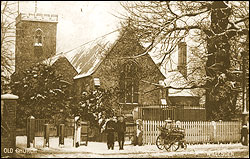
left=18, top=1, right=123, bottom=53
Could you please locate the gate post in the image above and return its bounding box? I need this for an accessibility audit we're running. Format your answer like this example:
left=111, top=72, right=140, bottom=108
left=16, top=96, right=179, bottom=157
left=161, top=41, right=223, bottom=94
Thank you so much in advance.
left=43, top=124, right=50, bottom=147
left=1, top=94, right=19, bottom=158
left=211, top=121, right=216, bottom=143
left=59, top=124, right=65, bottom=146
left=27, top=116, right=35, bottom=148
left=80, top=121, right=89, bottom=146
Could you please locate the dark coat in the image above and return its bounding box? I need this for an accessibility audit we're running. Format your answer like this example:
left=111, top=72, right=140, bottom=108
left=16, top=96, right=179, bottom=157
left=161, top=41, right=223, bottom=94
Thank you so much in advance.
left=106, top=120, right=116, bottom=133
left=241, top=127, right=248, bottom=136
left=116, top=121, right=126, bottom=133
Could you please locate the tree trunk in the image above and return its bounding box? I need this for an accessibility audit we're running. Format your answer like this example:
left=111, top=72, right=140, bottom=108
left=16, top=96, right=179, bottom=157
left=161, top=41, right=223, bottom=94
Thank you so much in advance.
left=205, top=1, right=232, bottom=120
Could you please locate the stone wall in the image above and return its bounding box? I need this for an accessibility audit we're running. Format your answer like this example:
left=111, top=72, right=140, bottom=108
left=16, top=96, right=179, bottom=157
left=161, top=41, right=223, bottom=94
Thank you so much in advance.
left=52, top=57, right=78, bottom=84
left=15, top=17, right=57, bottom=72
left=52, top=57, right=78, bottom=96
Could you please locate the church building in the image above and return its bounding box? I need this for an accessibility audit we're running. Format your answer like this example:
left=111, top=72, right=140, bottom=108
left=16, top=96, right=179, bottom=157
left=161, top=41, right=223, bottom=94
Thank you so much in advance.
left=14, top=12, right=205, bottom=120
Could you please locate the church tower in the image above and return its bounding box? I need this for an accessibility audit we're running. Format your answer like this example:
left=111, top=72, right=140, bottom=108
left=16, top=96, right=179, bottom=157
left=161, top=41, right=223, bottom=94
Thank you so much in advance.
left=15, top=13, right=58, bottom=73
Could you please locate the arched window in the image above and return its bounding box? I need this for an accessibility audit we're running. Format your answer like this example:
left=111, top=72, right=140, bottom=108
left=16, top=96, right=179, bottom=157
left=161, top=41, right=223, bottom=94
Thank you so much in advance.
left=119, top=61, right=139, bottom=104
left=34, top=28, right=43, bottom=46
left=34, top=28, right=43, bottom=56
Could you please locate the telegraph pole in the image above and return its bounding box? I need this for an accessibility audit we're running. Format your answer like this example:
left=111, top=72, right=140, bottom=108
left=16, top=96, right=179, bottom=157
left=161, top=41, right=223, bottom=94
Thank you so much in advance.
left=17, top=1, right=19, bottom=14
left=241, top=50, right=249, bottom=125
left=242, top=51, right=246, bottom=113
left=35, top=1, right=37, bottom=13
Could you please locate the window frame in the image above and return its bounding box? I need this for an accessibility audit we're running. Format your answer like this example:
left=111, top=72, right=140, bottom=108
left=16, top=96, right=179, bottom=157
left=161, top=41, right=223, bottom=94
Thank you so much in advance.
left=119, top=61, right=139, bottom=105
left=34, top=28, right=43, bottom=46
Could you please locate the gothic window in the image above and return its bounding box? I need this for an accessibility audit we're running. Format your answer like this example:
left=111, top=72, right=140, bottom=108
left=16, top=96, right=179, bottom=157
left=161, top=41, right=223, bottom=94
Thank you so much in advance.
left=119, top=61, right=139, bottom=104
left=34, top=28, right=43, bottom=57
left=34, top=28, right=43, bottom=46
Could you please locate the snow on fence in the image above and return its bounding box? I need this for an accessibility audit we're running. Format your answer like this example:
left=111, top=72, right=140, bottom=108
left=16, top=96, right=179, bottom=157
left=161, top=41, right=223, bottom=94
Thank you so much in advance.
left=142, top=120, right=241, bottom=145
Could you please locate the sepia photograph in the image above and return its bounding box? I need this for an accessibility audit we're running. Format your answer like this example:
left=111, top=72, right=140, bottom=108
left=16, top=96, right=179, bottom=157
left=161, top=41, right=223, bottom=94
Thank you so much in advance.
left=1, top=1, right=249, bottom=158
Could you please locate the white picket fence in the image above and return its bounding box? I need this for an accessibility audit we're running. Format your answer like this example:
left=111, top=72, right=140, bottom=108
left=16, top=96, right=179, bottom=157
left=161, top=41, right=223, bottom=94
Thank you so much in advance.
left=142, top=120, right=241, bottom=145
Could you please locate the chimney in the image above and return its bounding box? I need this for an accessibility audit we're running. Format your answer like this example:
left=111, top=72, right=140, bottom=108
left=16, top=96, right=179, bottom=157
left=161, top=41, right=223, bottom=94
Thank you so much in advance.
left=177, top=42, right=187, bottom=78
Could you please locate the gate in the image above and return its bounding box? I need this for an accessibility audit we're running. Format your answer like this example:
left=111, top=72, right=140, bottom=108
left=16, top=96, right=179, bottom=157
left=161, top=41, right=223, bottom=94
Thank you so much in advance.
left=34, top=119, right=56, bottom=136
left=33, top=119, right=75, bottom=137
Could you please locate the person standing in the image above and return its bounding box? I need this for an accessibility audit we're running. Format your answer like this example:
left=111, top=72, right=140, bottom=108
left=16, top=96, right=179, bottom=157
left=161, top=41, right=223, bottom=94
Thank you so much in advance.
left=133, top=119, right=143, bottom=146
left=117, top=115, right=126, bottom=150
left=74, top=117, right=81, bottom=148
left=113, top=116, right=118, bottom=143
left=241, top=125, right=249, bottom=146
left=105, top=117, right=116, bottom=150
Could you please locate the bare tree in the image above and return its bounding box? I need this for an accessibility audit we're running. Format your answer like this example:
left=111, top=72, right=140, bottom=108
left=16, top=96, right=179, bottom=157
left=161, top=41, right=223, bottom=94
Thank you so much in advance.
left=1, top=1, right=18, bottom=93
left=119, top=1, right=249, bottom=120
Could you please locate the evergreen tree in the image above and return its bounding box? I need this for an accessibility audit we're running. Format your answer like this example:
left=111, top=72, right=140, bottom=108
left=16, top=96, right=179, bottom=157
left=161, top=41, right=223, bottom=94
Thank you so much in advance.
left=11, top=63, right=71, bottom=128
left=70, top=88, right=116, bottom=127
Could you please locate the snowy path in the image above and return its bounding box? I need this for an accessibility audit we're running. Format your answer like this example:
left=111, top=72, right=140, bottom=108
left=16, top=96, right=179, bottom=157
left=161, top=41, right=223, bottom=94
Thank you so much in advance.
left=16, top=136, right=249, bottom=158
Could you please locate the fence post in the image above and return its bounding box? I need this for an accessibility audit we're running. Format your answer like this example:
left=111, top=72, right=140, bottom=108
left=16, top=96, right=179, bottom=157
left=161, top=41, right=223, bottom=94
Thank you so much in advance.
left=27, top=116, right=35, bottom=148
left=211, top=121, right=216, bottom=143
left=44, top=124, right=50, bottom=147
left=59, top=124, right=65, bottom=146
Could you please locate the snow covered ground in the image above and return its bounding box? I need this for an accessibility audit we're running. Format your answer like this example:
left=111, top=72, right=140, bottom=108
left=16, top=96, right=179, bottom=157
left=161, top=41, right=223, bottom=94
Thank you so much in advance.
left=16, top=136, right=249, bottom=158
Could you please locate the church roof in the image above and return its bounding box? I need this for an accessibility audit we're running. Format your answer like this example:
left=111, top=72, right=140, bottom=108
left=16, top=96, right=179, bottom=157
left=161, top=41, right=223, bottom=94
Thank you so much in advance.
left=43, top=39, right=111, bottom=79
left=69, top=40, right=111, bottom=79
left=44, top=30, right=201, bottom=98
left=43, top=31, right=117, bottom=79
left=44, top=29, right=166, bottom=80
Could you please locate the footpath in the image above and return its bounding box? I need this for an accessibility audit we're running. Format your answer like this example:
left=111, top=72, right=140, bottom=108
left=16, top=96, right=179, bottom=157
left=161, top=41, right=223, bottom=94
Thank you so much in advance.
left=15, top=136, right=249, bottom=158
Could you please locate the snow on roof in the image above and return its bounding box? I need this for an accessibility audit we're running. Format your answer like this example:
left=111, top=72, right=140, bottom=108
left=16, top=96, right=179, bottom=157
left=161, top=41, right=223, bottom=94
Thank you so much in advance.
left=169, top=88, right=194, bottom=96
left=69, top=32, right=118, bottom=77
left=69, top=40, right=110, bottom=73
left=73, top=57, right=102, bottom=79
left=164, top=71, right=195, bottom=96
left=146, top=40, right=200, bottom=97
left=43, top=29, right=166, bottom=80
left=164, top=71, right=188, bottom=87
left=1, top=94, right=19, bottom=99
left=43, top=53, right=66, bottom=66
left=43, top=30, right=180, bottom=81
left=43, top=31, right=119, bottom=79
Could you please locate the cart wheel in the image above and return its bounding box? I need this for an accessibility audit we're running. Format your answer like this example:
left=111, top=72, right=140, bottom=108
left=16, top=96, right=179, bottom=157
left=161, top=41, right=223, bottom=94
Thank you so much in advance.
left=156, top=135, right=165, bottom=150
left=182, top=141, right=187, bottom=150
left=167, top=140, right=179, bottom=151
left=164, top=139, right=171, bottom=151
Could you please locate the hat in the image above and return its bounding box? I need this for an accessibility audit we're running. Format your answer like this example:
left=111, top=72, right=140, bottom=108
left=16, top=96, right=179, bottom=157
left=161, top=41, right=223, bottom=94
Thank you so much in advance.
left=165, top=119, right=172, bottom=123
